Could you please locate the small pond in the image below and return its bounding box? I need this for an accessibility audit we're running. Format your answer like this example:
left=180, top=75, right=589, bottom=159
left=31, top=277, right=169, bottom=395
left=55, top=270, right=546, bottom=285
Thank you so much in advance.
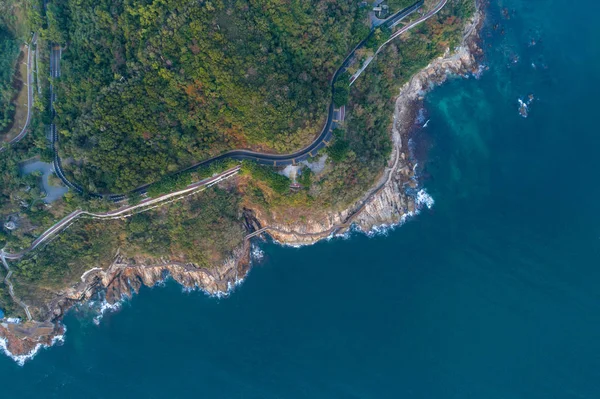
left=21, top=160, right=68, bottom=203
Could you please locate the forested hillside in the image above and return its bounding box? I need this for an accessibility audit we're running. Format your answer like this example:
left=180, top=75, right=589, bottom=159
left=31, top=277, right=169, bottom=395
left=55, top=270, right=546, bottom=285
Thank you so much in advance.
left=51, top=0, right=370, bottom=192
left=240, top=0, right=476, bottom=214
left=0, top=23, right=20, bottom=133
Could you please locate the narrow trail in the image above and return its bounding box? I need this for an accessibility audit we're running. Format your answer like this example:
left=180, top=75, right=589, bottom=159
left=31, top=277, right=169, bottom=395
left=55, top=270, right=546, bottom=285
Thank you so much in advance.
left=0, top=168, right=240, bottom=319
left=2, top=167, right=241, bottom=261
left=0, top=1, right=449, bottom=319
left=351, top=0, right=449, bottom=85
left=45, top=0, right=445, bottom=202
left=245, top=145, right=401, bottom=242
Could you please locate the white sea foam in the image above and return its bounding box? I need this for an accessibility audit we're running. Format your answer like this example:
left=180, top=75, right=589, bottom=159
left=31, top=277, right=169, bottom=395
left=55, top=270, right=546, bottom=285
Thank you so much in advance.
left=362, top=188, right=434, bottom=237
left=472, top=63, right=487, bottom=79
left=180, top=271, right=248, bottom=299
left=0, top=328, right=65, bottom=366
left=270, top=187, right=435, bottom=245
left=363, top=211, right=415, bottom=238
left=250, top=245, right=265, bottom=263
left=92, top=299, right=123, bottom=325
left=415, top=189, right=435, bottom=210
left=333, top=229, right=353, bottom=240
left=199, top=274, right=247, bottom=299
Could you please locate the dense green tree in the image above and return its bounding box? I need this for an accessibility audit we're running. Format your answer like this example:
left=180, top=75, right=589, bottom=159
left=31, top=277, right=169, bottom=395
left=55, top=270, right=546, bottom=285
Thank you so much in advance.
left=0, top=26, right=19, bottom=132
left=51, top=0, right=371, bottom=192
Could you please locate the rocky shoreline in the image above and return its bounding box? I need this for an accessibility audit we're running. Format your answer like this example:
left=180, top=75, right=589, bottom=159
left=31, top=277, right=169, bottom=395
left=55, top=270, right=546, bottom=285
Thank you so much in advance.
left=0, top=0, right=486, bottom=362
left=262, top=2, right=485, bottom=245
left=0, top=245, right=252, bottom=361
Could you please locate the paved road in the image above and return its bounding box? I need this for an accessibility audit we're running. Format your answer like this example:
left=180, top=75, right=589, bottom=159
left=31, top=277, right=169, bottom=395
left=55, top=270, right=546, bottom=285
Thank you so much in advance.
left=351, top=0, right=448, bottom=84
left=48, top=41, right=337, bottom=201
left=0, top=1, right=449, bottom=319
left=0, top=34, right=35, bottom=152
left=2, top=0, right=448, bottom=248
left=378, top=0, right=448, bottom=51
left=48, top=0, right=446, bottom=202
left=48, top=45, right=88, bottom=196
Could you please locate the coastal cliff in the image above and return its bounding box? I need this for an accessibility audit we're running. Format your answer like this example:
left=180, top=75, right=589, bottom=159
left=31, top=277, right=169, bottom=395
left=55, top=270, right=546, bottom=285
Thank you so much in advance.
left=264, top=5, right=484, bottom=246
left=1, top=246, right=251, bottom=362
left=0, top=1, right=485, bottom=361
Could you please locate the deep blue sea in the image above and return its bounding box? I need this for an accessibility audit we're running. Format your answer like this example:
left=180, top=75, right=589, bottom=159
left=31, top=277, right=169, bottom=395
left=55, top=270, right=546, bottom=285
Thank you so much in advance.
left=2, top=0, right=600, bottom=397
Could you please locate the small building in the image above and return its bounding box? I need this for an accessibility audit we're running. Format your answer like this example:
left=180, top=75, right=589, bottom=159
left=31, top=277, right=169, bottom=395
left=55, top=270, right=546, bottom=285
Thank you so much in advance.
left=373, top=4, right=389, bottom=18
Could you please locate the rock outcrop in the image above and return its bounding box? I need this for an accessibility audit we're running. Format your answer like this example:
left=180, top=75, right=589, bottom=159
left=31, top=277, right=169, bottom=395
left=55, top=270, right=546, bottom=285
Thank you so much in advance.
left=1, top=244, right=250, bottom=360
left=102, top=247, right=250, bottom=303
left=0, top=321, right=65, bottom=365
left=263, top=5, right=484, bottom=246
left=0, top=2, right=485, bottom=362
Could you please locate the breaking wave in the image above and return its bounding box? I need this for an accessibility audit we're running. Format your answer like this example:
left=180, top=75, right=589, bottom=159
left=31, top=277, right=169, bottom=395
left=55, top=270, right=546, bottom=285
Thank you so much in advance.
left=363, top=188, right=435, bottom=237
left=91, top=298, right=123, bottom=326
left=250, top=244, right=265, bottom=263
left=415, top=189, right=435, bottom=210
left=0, top=327, right=65, bottom=366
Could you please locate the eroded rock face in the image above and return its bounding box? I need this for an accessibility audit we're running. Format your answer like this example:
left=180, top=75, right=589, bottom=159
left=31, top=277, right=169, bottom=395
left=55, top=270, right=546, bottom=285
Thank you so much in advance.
left=102, top=247, right=250, bottom=303
left=0, top=321, right=65, bottom=364
left=353, top=178, right=411, bottom=230
left=259, top=7, right=485, bottom=246
left=1, top=244, right=250, bottom=359
left=0, top=3, right=485, bottom=361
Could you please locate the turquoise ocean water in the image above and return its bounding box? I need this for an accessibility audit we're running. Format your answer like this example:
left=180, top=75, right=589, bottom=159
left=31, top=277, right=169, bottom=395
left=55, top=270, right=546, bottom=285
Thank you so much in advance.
left=2, top=0, right=600, bottom=397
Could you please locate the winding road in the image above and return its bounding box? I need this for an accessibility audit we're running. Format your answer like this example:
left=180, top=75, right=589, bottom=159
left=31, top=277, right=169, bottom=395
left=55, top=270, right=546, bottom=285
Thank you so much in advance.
left=2, top=0, right=448, bottom=258
left=0, top=1, right=451, bottom=317
left=351, top=0, right=448, bottom=83
left=48, top=0, right=447, bottom=202
left=0, top=0, right=454, bottom=320
left=378, top=0, right=448, bottom=50
left=0, top=165, right=239, bottom=320
left=2, top=166, right=241, bottom=261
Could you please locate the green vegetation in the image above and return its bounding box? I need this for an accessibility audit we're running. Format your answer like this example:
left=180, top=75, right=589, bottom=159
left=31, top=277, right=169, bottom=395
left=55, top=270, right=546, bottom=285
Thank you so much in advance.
left=0, top=22, right=20, bottom=132
left=244, top=0, right=476, bottom=212
left=0, top=0, right=477, bottom=319
left=49, top=0, right=371, bottom=192
left=297, top=167, right=313, bottom=188
left=193, top=158, right=240, bottom=181
left=146, top=174, right=192, bottom=198
left=11, top=186, right=245, bottom=317
left=145, top=158, right=239, bottom=198
left=241, top=161, right=290, bottom=195
left=0, top=0, right=37, bottom=135
left=0, top=269, right=25, bottom=320
left=364, top=25, right=392, bottom=50
left=333, top=73, right=351, bottom=107
left=0, top=117, right=109, bottom=252
left=326, top=128, right=350, bottom=162
left=387, top=0, right=420, bottom=13
left=0, top=129, right=58, bottom=251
